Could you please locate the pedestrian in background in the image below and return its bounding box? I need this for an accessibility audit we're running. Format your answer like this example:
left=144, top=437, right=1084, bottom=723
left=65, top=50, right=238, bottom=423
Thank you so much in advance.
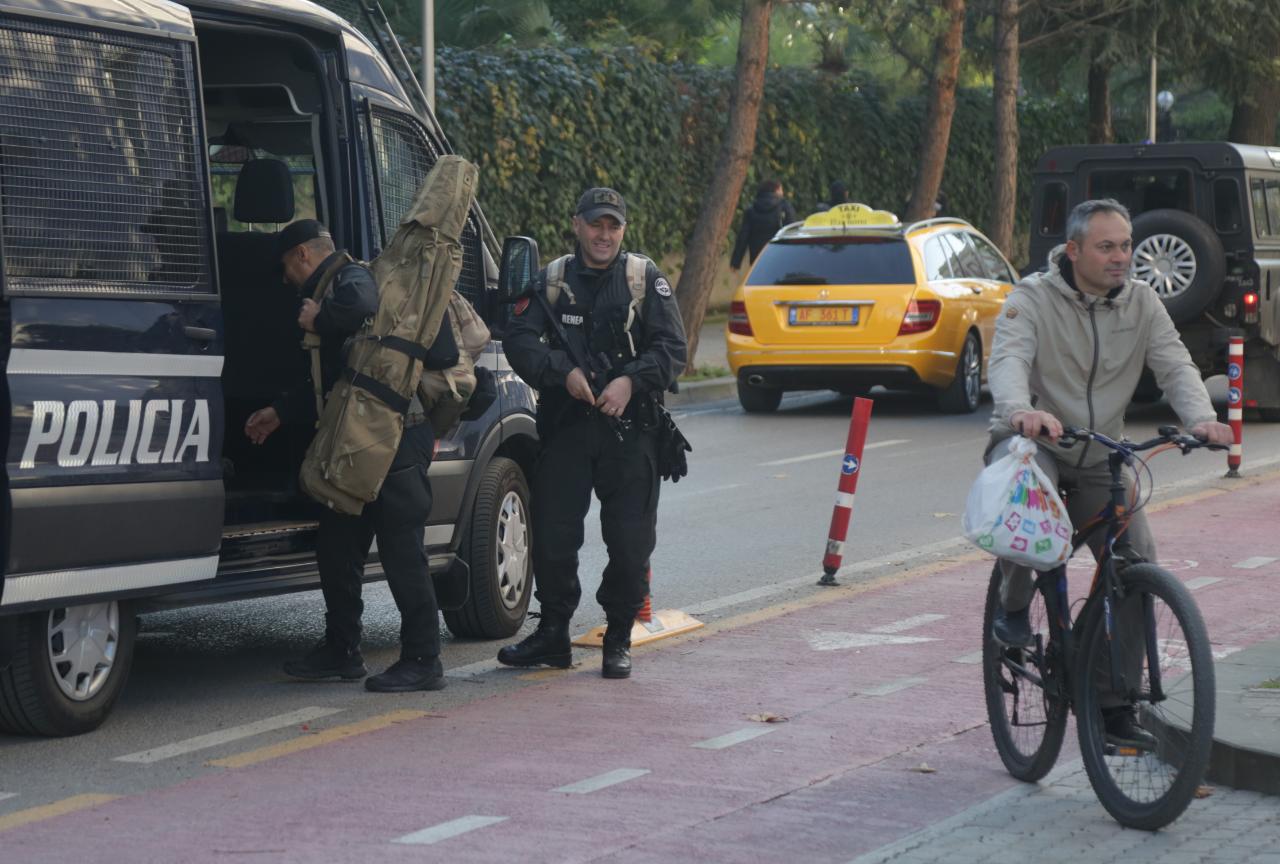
left=498, top=187, right=687, bottom=679
left=731, top=179, right=797, bottom=270
left=817, top=180, right=849, bottom=211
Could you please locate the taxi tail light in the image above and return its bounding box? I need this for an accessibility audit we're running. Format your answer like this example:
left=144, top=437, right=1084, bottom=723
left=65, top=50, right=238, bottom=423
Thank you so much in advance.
left=729, top=300, right=753, bottom=336
left=898, top=299, right=940, bottom=335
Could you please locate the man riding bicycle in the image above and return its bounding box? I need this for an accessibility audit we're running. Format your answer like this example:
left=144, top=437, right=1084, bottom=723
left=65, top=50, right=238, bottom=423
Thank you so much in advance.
left=985, top=198, right=1232, bottom=745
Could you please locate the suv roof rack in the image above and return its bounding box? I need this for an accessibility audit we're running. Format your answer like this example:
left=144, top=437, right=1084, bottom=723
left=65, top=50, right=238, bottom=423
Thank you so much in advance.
left=904, top=217, right=970, bottom=234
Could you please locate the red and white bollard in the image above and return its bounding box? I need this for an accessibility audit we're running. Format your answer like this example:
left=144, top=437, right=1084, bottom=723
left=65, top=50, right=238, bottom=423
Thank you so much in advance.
left=1226, top=336, right=1244, bottom=477
left=819, top=397, right=874, bottom=586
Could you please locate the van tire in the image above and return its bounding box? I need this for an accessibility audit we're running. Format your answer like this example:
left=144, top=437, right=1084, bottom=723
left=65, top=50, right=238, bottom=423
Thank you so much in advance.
left=738, top=377, right=782, bottom=413
left=1130, top=210, right=1225, bottom=324
left=0, top=602, right=135, bottom=737
left=443, top=457, right=532, bottom=639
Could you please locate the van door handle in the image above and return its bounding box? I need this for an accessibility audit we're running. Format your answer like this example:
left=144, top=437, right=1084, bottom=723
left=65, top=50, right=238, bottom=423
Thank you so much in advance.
left=183, top=326, right=217, bottom=342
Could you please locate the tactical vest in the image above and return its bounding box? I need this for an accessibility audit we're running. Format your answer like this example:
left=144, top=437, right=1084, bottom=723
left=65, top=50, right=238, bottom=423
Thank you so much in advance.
left=544, top=252, right=650, bottom=358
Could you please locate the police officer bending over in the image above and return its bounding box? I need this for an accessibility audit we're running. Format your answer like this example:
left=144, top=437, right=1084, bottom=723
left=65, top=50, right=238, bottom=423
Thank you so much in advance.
left=500, top=188, right=687, bottom=678
left=246, top=219, right=446, bottom=692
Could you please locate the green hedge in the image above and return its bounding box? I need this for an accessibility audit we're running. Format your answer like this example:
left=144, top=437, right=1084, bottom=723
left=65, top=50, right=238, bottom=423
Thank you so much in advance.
left=434, top=46, right=1098, bottom=265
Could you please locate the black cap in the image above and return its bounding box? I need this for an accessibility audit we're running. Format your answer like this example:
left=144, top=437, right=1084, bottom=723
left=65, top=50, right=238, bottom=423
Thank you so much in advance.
left=277, top=219, right=332, bottom=258
left=575, top=187, right=626, bottom=224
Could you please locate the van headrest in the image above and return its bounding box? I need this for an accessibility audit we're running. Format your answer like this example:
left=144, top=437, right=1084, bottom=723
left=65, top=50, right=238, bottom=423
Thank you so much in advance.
left=233, top=158, right=295, bottom=224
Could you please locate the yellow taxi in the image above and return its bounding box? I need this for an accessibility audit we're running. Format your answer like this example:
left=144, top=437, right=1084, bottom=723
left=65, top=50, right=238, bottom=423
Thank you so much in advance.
left=726, top=203, right=1019, bottom=413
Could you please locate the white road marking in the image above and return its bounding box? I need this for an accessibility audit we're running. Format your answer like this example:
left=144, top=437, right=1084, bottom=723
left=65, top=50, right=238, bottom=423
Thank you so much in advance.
left=871, top=613, right=946, bottom=634
left=1233, top=556, right=1278, bottom=570
left=807, top=631, right=935, bottom=651
left=1184, top=576, right=1223, bottom=591
left=953, top=651, right=984, bottom=664
left=860, top=677, right=928, bottom=697
left=758, top=439, right=910, bottom=467
left=670, top=482, right=745, bottom=499
left=393, top=815, right=507, bottom=845
left=692, top=726, right=777, bottom=750
left=0, top=793, right=16, bottom=802
left=447, top=657, right=505, bottom=678
left=553, top=768, right=650, bottom=794
left=113, top=707, right=343, bottom=764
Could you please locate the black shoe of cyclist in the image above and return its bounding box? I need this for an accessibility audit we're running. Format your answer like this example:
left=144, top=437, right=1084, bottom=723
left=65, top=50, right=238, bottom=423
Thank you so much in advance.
left=992, top=605, right=1032, bottom=648
left=1103, top=706, right=1158, bottom=751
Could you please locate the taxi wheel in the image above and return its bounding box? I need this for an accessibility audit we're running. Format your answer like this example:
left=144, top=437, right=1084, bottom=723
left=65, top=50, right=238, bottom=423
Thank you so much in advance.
left=0, top=601, right=136, bottom=737
left=738, top=378, right=782, bottom=413
left=938, top=332, right=982, bottom=414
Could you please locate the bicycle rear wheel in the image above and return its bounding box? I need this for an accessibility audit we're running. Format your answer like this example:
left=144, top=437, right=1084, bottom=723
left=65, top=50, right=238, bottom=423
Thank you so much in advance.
left=983, top=563, right=1069, bottom=781
left=1075, top=563, right=1215, bottom=830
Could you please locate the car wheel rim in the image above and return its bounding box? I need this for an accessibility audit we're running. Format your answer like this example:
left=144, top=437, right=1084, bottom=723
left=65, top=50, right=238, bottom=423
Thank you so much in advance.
left=495, top=489, right=530, bottom=611
left=1132, top=233, right=1197, bottom=299
left=964, top=339, right=981, bottom=408
left=46, top=602, right=119, bottom=702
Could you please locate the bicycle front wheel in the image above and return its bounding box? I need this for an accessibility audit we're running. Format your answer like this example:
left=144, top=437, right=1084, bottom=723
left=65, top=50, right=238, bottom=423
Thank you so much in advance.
left=1075, top=563, right=1215, bottom=830
left=983, top=563, right=1069, bottom=782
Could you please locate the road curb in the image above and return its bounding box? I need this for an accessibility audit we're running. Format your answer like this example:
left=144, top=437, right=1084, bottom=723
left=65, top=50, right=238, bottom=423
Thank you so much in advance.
left=668, top=375, right=736, bottom=408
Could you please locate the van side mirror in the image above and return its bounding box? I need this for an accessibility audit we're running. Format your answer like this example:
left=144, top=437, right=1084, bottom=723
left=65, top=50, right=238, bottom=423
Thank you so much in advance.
left=498, top=236, right=540, bottom=303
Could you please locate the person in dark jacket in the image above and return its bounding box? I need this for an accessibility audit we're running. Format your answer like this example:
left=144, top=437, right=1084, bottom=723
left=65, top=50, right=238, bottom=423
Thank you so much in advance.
left=731, top=179, right=797, bottom=270
left=498, top=187, right=687, bottom=679
left=816, top=180, right=848, bottom=212
left=248, top=219, right=446, bottom=693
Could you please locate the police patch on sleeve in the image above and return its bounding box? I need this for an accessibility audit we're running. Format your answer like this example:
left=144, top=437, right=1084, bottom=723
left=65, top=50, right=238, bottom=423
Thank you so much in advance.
left=654, top=277, right=672, bottom=297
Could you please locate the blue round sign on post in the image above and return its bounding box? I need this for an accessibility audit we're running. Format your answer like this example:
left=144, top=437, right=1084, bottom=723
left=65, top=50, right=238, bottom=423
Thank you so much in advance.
left=1228, top=363, right=1242, bottom=380
left=1229, top=386, right=1242, bottom=404
left=842, top=454, right=860, bottom=475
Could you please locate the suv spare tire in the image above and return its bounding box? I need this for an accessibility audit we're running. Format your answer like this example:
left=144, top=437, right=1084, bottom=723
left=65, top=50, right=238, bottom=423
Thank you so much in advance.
left=1130, top=209, right=1226, bottom=324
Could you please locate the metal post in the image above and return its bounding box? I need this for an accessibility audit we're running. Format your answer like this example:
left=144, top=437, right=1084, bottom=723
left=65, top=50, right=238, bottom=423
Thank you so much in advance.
left=1147, top=27, right=1157, bottom=142
left=422, top=0, right=435, bottom=112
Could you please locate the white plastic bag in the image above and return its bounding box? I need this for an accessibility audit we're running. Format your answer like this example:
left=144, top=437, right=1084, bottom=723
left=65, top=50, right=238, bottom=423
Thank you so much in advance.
left=963, top=436, right=1072, bottom=569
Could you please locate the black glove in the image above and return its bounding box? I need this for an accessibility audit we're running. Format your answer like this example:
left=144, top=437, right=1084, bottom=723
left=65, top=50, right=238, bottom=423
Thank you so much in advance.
left=655, top=404, right=692, bottom=483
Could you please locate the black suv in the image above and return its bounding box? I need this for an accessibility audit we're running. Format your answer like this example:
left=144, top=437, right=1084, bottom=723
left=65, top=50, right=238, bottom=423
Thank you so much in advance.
left=0, top=0, right=538, bottom=736
left=1030, top=142, right=1280, bottom=417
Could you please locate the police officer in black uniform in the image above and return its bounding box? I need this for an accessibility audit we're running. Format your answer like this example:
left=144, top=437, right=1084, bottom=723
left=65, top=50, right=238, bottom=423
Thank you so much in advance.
left=499, top=188, right=687, bottom=679
left=248, top=219, right=446, bottom=693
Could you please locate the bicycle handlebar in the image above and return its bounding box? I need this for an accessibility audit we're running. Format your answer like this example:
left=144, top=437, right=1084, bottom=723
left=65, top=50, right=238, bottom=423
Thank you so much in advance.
left=1056, top=424, right=1229, bottom=455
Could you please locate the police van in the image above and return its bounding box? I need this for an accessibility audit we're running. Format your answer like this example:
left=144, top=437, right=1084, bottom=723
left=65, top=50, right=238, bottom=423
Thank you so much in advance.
left=0, top=0, right=539, bottom=736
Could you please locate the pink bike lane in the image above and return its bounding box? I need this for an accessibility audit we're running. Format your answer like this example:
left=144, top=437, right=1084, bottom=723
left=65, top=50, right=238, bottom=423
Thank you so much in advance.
left=4, top=473, right=1278, bottom=864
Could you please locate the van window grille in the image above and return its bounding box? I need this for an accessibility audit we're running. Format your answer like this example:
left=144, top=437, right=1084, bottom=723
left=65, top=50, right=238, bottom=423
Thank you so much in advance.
left=0, top=17, right=212, bottom=296
left=368, top=109, right=483, bottom=306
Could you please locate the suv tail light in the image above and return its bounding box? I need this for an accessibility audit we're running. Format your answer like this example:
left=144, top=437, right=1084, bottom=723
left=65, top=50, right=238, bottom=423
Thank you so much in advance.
left=898, top=299, right=940, bottom=335
left=1244, top=291, right=1260, bottom=324
left=729, top=300, right=753, bottom=336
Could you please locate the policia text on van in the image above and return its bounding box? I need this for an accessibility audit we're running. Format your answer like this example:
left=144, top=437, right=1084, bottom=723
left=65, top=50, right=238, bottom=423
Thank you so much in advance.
left=0, top=0, right=540, bottom=736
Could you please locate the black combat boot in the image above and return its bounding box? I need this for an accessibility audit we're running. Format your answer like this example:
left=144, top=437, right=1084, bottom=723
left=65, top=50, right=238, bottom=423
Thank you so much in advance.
left=365, top=656, right=445, bottom=692
left=282, top=639, right=367, bottom=681
left=497, top=616, right=572, bottom=669
left=601, top=617, right=632, bottom=679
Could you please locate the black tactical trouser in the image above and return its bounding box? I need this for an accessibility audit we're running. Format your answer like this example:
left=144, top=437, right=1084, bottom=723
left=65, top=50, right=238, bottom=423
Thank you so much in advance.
left=532, top=406, right=660, bottom=623
left=318, top=423, right=440, bottom=660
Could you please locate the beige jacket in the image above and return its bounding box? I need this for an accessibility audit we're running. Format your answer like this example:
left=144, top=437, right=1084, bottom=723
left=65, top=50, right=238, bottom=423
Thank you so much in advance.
left=988, top=245, right=1216, bottom=467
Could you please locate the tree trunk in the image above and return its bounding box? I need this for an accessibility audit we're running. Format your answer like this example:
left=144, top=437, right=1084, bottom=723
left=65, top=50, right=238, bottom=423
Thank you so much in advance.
left=989, top=0, right=1019, bottom=259
left=906, top=0, right=965, bottom=223
left=1087, top=53, right=1113, bottom=144
left=674, top=0, right=773, bottom=366
left=1228, top=73, right=1280, bottom=145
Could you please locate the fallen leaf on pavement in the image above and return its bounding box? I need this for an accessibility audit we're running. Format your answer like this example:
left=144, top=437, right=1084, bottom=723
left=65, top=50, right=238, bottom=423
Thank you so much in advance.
left=910, top=762, right=937, bottom=774
left=747, top=713, right=789, bottom=724
left=1194, top=784, right=1214, bottom=799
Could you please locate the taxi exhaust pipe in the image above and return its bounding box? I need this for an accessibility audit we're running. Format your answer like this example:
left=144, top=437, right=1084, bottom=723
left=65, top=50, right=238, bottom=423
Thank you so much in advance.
left=747, top=374, right=766, bottom=387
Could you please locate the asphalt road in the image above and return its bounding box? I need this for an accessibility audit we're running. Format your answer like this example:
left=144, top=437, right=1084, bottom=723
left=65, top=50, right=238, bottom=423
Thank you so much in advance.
left=3, top=388, right=1277, bottom=809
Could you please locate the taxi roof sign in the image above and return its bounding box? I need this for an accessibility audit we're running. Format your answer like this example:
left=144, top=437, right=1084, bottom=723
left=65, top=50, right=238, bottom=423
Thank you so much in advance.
left=803, top=203, right=900, bottom=229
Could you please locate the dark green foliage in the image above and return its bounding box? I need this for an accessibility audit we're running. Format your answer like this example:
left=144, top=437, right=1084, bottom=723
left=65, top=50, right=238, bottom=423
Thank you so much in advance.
left=436, top=46, right=1095, bottom=263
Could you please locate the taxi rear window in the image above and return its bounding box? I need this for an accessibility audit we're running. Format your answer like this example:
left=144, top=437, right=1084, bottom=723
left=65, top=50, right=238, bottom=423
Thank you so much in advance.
left=747, top=238, right=915, bottom=286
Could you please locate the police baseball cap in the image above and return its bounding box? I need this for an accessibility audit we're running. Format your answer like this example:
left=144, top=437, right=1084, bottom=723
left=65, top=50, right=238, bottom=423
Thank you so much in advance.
left=277, top=219, right=332, bottom=258
left=575, top=187, right=626, bottom=224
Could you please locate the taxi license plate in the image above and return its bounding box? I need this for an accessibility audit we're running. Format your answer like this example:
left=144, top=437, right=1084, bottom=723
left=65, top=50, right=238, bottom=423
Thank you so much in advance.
left=789, top=305, right=857, bottom=326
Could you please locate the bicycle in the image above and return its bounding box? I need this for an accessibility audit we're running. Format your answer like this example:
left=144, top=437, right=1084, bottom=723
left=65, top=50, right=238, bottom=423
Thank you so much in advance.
left=982, top=425, right=1224, bottom=830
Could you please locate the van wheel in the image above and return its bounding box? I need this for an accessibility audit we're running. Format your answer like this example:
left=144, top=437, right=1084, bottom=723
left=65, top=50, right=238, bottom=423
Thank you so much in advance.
left=0, top=602, right=135, bottom=736
left=1130, top=210, right=1225, bottom=324
left=443, top=457, right=532, bottom=639
left=938, top=333, right=982, bottom=413
left=738, top=377, right=782, bottom=413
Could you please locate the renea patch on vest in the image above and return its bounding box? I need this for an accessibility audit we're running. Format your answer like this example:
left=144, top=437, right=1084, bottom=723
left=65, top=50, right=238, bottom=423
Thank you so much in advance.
left=19, top=398, right=213, bottom=469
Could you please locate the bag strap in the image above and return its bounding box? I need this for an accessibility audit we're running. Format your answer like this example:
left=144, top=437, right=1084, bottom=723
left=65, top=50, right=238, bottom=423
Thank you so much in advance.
left=304, top=252, right=355, bottom=422
left=544, top=254, right=574, bottom=306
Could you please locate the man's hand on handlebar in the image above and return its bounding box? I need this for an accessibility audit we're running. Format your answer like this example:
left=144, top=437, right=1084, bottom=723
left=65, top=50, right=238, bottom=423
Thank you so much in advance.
left=1009, top=409, right=1063, bottom=442
left=1189, top=420, right=1233, bottom=446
